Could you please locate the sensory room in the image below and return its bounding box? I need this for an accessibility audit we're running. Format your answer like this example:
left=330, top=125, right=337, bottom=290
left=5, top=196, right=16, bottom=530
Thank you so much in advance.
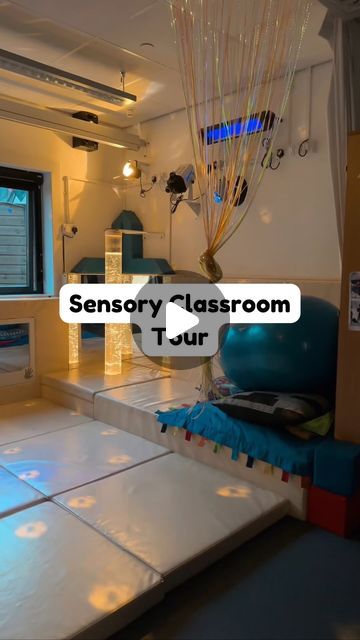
left=0, top=1, right=359, bottom=639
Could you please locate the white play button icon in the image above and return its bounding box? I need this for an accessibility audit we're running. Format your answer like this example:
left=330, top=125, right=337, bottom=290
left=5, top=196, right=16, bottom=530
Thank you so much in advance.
left=165, top=302, right=199, bottom=340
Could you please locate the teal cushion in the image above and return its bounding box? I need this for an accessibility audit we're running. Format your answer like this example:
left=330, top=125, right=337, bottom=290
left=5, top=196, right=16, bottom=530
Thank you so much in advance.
left=156, top=402, right=328, bottom=475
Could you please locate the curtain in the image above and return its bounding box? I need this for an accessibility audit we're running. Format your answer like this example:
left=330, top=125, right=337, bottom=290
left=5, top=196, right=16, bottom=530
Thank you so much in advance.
left=320, top=10, right=360, bottom=255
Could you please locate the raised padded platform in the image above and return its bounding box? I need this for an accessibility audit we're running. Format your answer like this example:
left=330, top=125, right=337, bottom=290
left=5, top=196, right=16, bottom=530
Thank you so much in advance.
left=0, top=467, right=44, bottom=518
left=0, top=398, right=89, bottom=445
left=94, top=378, right=307, bottom=519
left=56, top=453, right=288, bottom=590
left=42, top=362, right=169, bottom=417
left=94, top=378, right=199, bottom=435
left=0, top=420, right=169, bottom=496
left=0, top=502, right=163, bottom=640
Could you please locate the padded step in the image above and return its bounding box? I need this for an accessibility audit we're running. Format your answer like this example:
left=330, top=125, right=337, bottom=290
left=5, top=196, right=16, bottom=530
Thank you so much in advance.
left=0, top=467, right=44, bottom=518
left=42, top=362, right=169, bottom=404
left=0, top=421, right=169, bottom=497
left=94, top=379, right=307, bottom=519
left=56, top=453, right=288, bottom=590
left=0, top=502, right=162, bottom=639
left=0, top=398, right=89, bottom=446
left=94, top=378, right=199, bottom=438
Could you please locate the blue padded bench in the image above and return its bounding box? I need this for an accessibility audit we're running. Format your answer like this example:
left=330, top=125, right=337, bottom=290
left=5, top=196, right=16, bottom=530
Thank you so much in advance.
left=156, top=402, right=330, bottom=477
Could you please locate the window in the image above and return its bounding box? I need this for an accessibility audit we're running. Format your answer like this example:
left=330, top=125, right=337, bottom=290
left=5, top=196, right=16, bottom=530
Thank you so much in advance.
left=0, top=167, right=43, bottom=295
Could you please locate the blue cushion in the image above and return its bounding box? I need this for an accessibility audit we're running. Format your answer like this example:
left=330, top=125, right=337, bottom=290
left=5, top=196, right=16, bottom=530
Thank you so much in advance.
left=156, top=402, right=328, bottom=476
left=313, top=440, right=360, bottom=497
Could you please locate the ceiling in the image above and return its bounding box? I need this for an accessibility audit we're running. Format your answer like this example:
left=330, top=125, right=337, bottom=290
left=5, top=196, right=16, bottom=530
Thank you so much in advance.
left=0, top=0, right=332, bottom=127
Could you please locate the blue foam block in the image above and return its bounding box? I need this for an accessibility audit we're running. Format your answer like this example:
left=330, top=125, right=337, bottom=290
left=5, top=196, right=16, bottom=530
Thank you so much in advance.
left=313, top=440, right=360, bottom=497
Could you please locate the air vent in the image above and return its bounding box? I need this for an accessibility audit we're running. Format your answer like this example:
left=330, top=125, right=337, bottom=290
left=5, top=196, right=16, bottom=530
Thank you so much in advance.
left=320, top=0, right=360, bottom=19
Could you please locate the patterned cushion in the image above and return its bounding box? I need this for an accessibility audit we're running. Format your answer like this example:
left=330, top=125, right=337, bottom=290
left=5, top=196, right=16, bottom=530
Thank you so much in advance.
left=213, top=391, right=332, bottom=436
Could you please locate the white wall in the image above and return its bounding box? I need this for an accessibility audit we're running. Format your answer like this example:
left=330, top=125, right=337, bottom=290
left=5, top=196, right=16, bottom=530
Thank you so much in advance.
left=0, top=119, right=127, bottom=292
left=124, top=62, right=341, bottom=284
left=0, top=119, right=126, bottom=400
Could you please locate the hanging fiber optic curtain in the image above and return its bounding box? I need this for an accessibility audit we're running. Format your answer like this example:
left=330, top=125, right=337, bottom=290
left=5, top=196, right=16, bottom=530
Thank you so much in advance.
left=171, top=0, right=312, bottom=282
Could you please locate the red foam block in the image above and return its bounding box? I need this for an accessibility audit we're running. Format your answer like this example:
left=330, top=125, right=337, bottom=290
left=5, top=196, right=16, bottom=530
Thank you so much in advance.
left=308, top=485, right=360, bottom=537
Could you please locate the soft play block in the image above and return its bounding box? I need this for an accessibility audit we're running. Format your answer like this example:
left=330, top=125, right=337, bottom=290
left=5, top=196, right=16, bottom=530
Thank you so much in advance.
left=313, top=440, right=360, bottom=497
left=0, top=502, right=163, bottom=639
left=0, top=421, right=169, bottom=497
left=307, top=485, right=360, bottom=537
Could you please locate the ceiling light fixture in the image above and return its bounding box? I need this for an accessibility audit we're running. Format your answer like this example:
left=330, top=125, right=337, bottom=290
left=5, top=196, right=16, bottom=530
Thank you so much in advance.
left=0, top=48, right=136, bottom=107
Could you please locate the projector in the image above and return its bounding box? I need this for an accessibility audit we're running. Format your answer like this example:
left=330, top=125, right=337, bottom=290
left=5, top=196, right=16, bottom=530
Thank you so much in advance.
left=166, top=164, right=195, bottom=194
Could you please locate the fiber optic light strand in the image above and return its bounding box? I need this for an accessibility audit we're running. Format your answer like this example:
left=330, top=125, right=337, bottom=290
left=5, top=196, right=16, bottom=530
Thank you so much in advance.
left=170, top=0, right=311, bottom=399
left=170, top=0, right=311, bottom=282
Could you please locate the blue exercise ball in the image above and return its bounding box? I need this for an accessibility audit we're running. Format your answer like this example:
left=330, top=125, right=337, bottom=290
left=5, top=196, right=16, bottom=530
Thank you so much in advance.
left=219, top=296, right=339, bottom=395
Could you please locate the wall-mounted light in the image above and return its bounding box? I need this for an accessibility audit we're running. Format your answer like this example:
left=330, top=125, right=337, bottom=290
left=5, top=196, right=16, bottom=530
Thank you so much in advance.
left=122, top=160, right=141, bottom=179
left=121, top=160, right=157, bottom=199
left=202, top=111, right=276, bottom=145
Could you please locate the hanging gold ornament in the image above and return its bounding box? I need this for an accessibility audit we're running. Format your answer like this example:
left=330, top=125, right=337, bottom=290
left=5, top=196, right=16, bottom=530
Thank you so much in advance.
left=199, top=249, right=223, bottom=283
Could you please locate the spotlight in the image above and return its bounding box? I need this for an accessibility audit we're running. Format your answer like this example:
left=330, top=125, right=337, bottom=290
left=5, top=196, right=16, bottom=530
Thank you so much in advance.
left=122, top=160, right=141, bottom=179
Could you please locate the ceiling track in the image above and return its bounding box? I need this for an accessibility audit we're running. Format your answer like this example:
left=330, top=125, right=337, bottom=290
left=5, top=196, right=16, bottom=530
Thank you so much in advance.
left=0, top=94, right=146, bottom=150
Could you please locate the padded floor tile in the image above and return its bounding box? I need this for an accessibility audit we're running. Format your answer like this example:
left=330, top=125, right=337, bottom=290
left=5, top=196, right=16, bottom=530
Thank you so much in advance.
left=0, top=421, right=169, bottom=496
left=0, top=467, right=43, bottom=518
left=0, top=398, right=89, bottom=446
left=56, top=454, right=288, bottom=589
left=0, top=502, right=162, bottom=639
left=42, top=362, right=169, bottom=403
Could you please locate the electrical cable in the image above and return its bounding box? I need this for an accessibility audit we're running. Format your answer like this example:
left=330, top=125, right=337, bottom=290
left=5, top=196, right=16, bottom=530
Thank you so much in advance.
left=298, top=66, right=313, bottom=158
left=139, top=174, right=157, bottom=198
left=170, top=193, right=183, bottom=214
left=62, top=235, right=66, bottom=273
left=169, top=192, right=200, bottom=213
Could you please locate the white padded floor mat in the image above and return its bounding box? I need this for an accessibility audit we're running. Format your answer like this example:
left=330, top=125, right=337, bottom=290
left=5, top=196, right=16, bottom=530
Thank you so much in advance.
left=0, top=502, right=162, bottom=640
left=0, top=399, right=89, bottom=446
left=0, top=421, right=169, bottom=496
left=56, top=453, right=288, bottom=590
left=0, top=467, right=44, bottom=518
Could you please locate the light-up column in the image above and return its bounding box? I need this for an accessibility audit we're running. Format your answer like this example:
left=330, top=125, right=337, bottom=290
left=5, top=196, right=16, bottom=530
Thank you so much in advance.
left=104, top=230, right=133, bottom=375
left=67, top=272, right=81, bottom=369
left=121, top=272, right=133, bottom=357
